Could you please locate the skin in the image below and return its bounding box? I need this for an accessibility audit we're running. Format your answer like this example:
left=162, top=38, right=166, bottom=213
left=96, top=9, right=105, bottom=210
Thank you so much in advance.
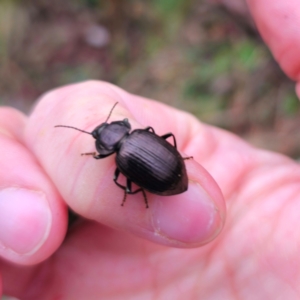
left=1, top=0, right=300, bottom=298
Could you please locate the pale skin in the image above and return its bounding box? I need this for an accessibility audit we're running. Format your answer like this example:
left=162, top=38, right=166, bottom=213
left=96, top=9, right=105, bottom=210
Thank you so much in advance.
left=1, top=0, right=300, bottom=298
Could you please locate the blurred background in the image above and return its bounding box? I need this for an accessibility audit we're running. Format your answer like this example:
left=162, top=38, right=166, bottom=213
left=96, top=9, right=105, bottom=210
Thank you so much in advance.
left=0, top=0, right=299, bottom=158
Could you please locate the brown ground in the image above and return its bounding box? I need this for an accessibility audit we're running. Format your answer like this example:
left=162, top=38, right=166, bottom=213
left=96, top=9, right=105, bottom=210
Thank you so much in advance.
left=0, top=0, right=299, bottom=157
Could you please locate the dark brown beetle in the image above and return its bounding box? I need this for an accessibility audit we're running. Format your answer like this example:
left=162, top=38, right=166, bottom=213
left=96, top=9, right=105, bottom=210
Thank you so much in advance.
left=55, top=103, right=190, bottom=208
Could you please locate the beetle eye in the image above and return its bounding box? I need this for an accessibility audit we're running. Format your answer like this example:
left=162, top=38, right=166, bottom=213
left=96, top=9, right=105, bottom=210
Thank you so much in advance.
left=92, top=124, right=105, bottom=139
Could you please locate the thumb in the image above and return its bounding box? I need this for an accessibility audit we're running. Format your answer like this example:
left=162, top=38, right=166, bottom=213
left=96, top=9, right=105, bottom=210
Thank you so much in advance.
left=25, top=81, right=225, bottom=247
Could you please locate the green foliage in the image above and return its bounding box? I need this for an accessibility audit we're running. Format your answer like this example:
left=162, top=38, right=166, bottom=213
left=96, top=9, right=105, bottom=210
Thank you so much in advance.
left=283, top=92, right=300, bottom=115
left=154, top=0, right=188, bottom=17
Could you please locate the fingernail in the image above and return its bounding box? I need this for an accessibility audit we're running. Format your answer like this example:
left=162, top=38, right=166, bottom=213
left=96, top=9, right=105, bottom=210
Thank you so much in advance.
left=0, top=188, right=52, bottom=255
left=152, top=183, right=223, bottom=244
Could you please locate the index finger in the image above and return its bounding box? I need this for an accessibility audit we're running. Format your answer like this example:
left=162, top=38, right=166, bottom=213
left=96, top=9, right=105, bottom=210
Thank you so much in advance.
left=25, top=81, right=225, bottom=248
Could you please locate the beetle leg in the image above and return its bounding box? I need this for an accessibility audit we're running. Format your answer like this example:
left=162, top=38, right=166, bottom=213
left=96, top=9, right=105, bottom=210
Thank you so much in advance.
left=81, top=152, right=97, bottom=156
left=141, top=190, right=149, bottom=208
left=144, top=126, right=155, bottom=133
left=120, top=179, right=133, bottom=207
left=113, top=168, right=126, bottom=190
left=126, top=180, right=149, bottom=209
left=121, top=192, right=127, bottom=207
left=113, top=169, right=129, bottom=206
left=161, top=133, right=177, bottom=149
left=161, top=134, right=192, bottom=158
left=93, top=153, right=114, bottom=159
left=161, top=134, right=192, bottom=160
left=125, top=178, right=132, bottom=193
left=183, top=156, right=193, bottom=160
left=81, top=152, right=113, bottom=159
left=130, top=189, right=148, bottom=209
left=113, top=169, right=149, bottom=208
left=125, top=178, right=149, bottom=208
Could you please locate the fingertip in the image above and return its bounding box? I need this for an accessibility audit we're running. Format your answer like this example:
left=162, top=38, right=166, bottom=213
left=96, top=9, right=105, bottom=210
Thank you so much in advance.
left=247, top=0, right=300, bottom=80
left=184, top=156, right=226, bottom=214
left=0, top=187, right=68, bottom=265
left=150, top=181, right=224, bottom=246
left=147, top=157, right=225, bottom=247
left=0, top=188, right=52, bottom=256
left=0, top=109, right=68, bottom=265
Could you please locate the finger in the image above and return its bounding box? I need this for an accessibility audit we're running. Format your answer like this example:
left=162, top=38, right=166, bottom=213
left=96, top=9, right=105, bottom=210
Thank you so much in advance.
left=0, top=107, right=67, bottom=265
left=25, top=81, right=225, bottom=248
left=247, top=0, right=300, bottom=80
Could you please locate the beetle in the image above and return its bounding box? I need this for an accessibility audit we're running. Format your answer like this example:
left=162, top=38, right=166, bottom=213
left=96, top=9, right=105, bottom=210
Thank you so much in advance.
left=55, top=102, right=190, bottom=208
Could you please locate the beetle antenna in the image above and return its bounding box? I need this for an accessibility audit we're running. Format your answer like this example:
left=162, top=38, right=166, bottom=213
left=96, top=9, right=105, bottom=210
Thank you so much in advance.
left=104, top=102, right=118, bottom=123
left=55, top=102, right=118, bottom=133
left=54, top=125, right=92, bottom=135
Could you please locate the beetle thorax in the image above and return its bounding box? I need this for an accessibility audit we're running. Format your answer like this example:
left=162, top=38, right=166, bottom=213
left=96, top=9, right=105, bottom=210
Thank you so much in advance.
left=92, top=119, right=131, bottom=154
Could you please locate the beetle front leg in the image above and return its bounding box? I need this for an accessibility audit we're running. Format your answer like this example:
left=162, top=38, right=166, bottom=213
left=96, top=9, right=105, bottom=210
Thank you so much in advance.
left=81, top=152, right=113, bottom=159
left=161, top=133, right=177, bottom=149
left=183, top=156, right=193, bottom=160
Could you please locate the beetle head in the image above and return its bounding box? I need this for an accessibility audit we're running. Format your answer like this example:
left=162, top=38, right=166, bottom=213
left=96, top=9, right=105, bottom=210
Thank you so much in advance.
left=92, top=119, right=131, bottom=155
left=55, top=102, right=130, bottom=155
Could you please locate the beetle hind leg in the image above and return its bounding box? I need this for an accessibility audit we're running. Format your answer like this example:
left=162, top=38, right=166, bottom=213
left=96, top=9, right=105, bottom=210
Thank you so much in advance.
left=161, top=133, right=193, bottom=160
left=161, top=133, right=177, bottom=148
left=161, top=134, right=193, bottom=160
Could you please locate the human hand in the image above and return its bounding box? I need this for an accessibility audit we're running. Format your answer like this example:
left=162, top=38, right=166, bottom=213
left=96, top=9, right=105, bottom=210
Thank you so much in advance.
left=1, top=0, right=300, bottom=298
